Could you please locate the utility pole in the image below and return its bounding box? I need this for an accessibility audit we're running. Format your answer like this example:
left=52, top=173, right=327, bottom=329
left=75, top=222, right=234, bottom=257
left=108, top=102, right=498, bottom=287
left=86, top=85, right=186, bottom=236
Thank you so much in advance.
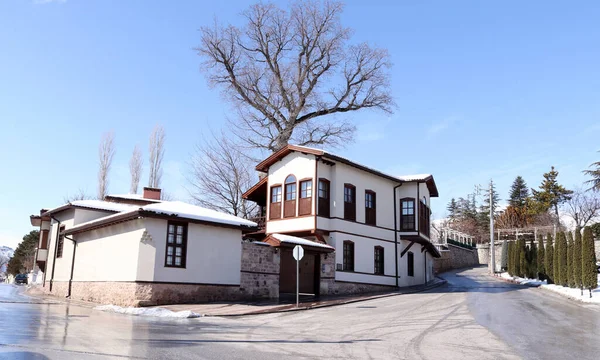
left=489, top=180, right=495, bottom=274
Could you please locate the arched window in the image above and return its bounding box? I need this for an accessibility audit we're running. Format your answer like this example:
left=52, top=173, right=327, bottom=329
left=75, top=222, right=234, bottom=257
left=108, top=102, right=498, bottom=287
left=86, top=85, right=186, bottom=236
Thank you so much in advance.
left=284, top=175, right=297, bottom=218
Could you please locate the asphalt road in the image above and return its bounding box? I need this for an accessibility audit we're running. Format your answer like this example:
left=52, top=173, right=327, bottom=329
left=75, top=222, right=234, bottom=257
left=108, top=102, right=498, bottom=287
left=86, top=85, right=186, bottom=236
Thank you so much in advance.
left=0, top=267, right=598, bottom=359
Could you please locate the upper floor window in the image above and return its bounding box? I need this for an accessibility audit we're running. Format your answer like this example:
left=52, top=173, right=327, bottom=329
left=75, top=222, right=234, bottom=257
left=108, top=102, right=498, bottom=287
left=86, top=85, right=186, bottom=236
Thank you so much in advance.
left=365, top=190, right=376, bottom=226
left=284, top=175, right=297, bottom=218
left=407, top=251, right=414, bottom=277
left=343, top=240, right=355, bottom=271
left=285, top=175, right=297, bottom=201
left=56, top=225, right=65, bottom=258
left=344, top=184, right=356, bottom=221
left=165, top=222, right=187, bottom=268
left=374, top=246, right=384, bottom=275
left=318, top=178, right=330, bottom=217
left=270, top=185, right=282, bottom=220
left=401, top=198, right=415, bottom=231
left=299, top=179, right=313, bottom=216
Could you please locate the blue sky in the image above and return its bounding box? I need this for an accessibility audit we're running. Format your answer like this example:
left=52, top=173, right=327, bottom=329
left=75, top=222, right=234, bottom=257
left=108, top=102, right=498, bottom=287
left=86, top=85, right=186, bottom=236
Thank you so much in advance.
left=1, top=0, right=599, bottom=249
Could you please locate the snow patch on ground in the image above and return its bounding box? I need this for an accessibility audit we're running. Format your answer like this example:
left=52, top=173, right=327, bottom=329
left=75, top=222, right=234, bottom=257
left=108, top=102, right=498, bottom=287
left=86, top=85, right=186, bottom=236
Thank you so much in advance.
left=500, top=273, right=600, bottom=304
left=95, top=305, right=202, bottom=318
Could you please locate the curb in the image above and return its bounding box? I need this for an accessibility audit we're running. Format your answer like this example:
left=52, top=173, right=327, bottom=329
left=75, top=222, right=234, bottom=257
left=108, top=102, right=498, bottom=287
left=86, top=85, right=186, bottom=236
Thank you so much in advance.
left=212, top=279, right=448, bottom=317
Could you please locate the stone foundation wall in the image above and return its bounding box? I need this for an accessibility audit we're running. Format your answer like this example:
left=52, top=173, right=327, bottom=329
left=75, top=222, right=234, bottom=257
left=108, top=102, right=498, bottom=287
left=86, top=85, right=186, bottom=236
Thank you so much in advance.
left=239, top=242, right=280, bottom=300
left=137, top=282, right=241, bottom=306
left=434, top=244, right=480, bottom=274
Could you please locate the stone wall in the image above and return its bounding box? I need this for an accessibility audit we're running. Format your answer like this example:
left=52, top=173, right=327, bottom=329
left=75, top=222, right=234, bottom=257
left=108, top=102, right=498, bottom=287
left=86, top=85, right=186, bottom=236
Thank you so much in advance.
left=477, top=243, right=503, bottom=272
left=434, top=244, right=480, bottom=274
left=239, top=242, right=280, bottom=300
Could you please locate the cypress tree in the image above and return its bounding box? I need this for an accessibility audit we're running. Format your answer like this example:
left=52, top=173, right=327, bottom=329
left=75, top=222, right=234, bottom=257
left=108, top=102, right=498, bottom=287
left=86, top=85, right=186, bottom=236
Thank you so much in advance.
left=528, top=239, right=537, bottom=279
left=501, top=239, right=508, bottom=272
left=519, top=238, right=527, bottom=278
left=557, top=232, right=569, bottom=286
left=582, top=227, right=598, bottom=298
left=514, top=239, right=521, bottom=277
left=567, top=232, right=575, bottom=288
left=553, top=233, right=561, bottom=285
left=508, top=241, right=515, bottom=276
left=573, top=228, right=582, bottom=292
left=537, top=233, right=545, bottom=280
left=545, top=233, right=554, bottom=284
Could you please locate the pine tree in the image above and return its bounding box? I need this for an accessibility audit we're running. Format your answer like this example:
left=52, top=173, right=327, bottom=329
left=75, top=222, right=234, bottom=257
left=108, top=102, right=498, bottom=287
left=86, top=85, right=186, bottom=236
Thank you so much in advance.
left=519, top=238, right=527, bottom=278
left=582, top=227, right=598, bottom=297
left=537, top=233, right=545, bottom=280
left=583, top=152, right=600, bottom=191
left=447, top=198, right=458, bottom=220
left=545, top=233, right=554, bottom=284
left=531, top=166, right=573, bottom=221
left=573, top=227, right=583, bottom=291
left=6, top=230, right=39, bottom=275
left=509, top=176, right=530, bottom=208
left=556, top=232, right=569, bottom=287
left=567, top=231, right=575, bottom=288
left=501, top=239, right=508, bottom=272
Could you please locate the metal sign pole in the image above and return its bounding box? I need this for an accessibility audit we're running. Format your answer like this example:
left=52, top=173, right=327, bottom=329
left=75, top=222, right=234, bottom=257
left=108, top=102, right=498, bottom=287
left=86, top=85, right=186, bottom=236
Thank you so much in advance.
left=296, top=256, right=299, bottom=308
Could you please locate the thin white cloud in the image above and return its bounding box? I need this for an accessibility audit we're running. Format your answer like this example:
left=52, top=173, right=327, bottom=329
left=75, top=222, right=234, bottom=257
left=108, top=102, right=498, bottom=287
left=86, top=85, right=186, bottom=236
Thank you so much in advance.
left=427, top=116, right=458, bottom=137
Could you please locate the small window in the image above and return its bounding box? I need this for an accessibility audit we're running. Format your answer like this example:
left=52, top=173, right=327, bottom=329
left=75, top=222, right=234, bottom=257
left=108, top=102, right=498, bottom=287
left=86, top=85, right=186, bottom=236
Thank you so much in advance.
left=285, top=175, right=297, bottom=201
left=318, top=178, right=330, bottom=217
left=344, top=184, right=356, bottom=221
left=401, top=198, right=415, bottom=231
left=407, top=251, right=414, bottom=277
left=271, top=186, right=282, bottom=203
left=300, top=180, right=312, bottom=198
left=365, top=190, right=376, bottom=226
left=165, top=222, right=187, bottom=268
left=374, top=246, right=384, bottom=275
left=343, top=241, right=354, bottom=271
left=56, top=225, right=65, bottom=258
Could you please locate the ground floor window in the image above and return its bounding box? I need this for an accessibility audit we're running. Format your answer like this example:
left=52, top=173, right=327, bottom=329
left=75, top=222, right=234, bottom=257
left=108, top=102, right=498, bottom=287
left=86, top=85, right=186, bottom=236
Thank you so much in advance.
left=374, top=246, right=384, bottom=275
left=407, top=251, right=414, bottom=277
left=343, top=241, right=354, bottom=271
left=165, top=222, right=188, bottom=268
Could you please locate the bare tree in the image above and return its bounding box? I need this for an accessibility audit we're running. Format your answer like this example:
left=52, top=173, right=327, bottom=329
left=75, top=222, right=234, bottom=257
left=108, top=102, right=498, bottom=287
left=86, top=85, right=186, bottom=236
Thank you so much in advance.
left=197, top=0, right=393, bottom=152
left=63, top=188, right=93, bottom=203
left=562, top=188, right=600, bottom=228
left=188, top=133, right=257, bottom=218
left=97, top=131, right=115, bottom=200
left=129, top=145, right=143, bottom=194
left=148, top=125, right=166, bottom=188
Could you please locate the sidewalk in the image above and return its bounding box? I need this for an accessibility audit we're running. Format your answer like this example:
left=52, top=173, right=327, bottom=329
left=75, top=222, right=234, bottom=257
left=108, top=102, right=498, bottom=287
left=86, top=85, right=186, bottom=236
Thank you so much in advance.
left=160, top=277, right=447, bottom=316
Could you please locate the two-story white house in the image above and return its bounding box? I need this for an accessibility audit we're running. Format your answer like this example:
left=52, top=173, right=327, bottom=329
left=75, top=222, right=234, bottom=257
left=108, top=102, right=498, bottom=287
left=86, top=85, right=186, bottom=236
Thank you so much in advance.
left=244, top=145, right=441, bottom=297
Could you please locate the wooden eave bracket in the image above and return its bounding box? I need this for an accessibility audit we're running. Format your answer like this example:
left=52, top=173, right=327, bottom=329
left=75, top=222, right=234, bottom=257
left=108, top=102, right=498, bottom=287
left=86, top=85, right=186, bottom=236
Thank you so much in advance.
left=400, top=241, right=415, bottom=258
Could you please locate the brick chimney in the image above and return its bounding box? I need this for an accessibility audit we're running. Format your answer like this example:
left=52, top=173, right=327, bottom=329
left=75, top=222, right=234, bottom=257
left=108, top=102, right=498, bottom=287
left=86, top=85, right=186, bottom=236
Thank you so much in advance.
left=143, top=187, right=161, bottom=200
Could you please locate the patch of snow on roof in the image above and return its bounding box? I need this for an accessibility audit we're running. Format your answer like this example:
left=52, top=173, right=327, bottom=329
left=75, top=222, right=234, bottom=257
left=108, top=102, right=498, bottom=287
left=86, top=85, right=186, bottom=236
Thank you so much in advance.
left=271, top=233, right=334, bottom=249
left=65, top=208, right=140, bottom=234
left=141, top=201, right=257, bottom=228
left=71, top=200, right=139, bottom=212
left=396, top=174, right=432, bottom=182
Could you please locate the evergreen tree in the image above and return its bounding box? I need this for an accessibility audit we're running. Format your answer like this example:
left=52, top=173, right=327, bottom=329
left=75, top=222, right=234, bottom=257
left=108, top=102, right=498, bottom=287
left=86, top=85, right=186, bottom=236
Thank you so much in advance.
left=509, top=176, right=530, bottom=208
left=573, top=227, right=583, bottom=291
left=508, top=241, right=515, bottom=276
left=528, top=239, right=537, bottom=279
left=537, top=233, right=545, bottom=280
left=501, top=239, right=508, bottom=272
left=582, top=227, right=598, bottom=297
left=519, top=238, right=527, bottom=278
left=545, top=233, right=555, bottom=284
left=553, top=233, right=561, bottom=285
left=532, top=166, right=573, bottom=221
left=583, top=152, right=600, bottom=191
left=556, top=232, right=569, bottom=287
left=447, top=198, right=458, bottom=220
left=514, top=239, right=521, bottom=277
left=6, top=230, right=39, bottom=276
left=567, top=231, right=575, bottom=288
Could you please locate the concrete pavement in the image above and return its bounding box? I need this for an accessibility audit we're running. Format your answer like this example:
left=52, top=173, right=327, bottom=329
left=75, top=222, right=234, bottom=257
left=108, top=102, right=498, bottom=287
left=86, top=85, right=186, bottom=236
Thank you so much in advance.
left=1, top=267, right=599, bottom=359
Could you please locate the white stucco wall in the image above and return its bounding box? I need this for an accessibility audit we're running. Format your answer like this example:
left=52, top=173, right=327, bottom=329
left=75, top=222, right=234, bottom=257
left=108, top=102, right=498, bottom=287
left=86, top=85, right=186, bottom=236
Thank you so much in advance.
left=72, top=220, right=145, bottom=282
left=145, top=218, right=242, bottom=285
left=266, top=152, right=317, bottom=234
left=46, top=210, right=75, bottom=282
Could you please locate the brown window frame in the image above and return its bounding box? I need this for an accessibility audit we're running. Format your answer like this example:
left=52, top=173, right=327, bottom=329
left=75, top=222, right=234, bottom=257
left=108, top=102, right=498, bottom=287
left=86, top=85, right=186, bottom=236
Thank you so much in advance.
left=407, top=251, right=414, bottom=277
left=165, top=221, right=188, bottom=268
left=284, top=175, right=297, bottom=218
left=298, top=179, right=313, bottom=216
left=56, top=225, right=65, bottom=258
left=374, top=246, right=384, bottom=275
left=365, top=190, right=376, bottom=226
left=400, top=198, right=416, bottom=231
left=269, top=185, right=282, bottom=220
left=343, top=240, right=355, bottom=271
left=318, top=178, right=330, bottom=217
left=344, top=183, right=356, bottom=221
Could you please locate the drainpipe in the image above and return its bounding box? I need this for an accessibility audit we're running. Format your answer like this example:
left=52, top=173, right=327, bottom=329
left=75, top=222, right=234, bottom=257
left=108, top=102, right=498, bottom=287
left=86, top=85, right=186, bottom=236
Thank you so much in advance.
left=393, top=183, right=403, bottom=288
left=49, top=216, right=61, bottom=292
left=64, top=235, right=76, bottom=298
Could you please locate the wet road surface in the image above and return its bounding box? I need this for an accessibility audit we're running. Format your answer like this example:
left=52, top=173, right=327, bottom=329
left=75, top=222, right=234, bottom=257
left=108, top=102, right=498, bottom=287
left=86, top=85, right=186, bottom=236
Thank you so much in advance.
left=0, top=267, right=598, bottom=359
